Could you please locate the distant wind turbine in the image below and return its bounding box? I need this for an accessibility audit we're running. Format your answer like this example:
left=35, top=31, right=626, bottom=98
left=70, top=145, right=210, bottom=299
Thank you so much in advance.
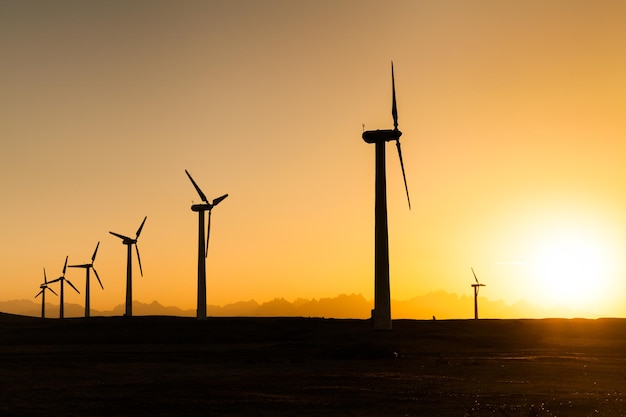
left=361, top=62, right=411, bottom=330
left=68, top=242, right=103, bottom=318
left=110, top=217, right=147, bottom=317
left=35, top=267, right=57, bottom=318
left=185, top=169, right=228, bottom=320
left=471, top=267, right=486, bottom=320
left=48, top=256, right=80, bottom=319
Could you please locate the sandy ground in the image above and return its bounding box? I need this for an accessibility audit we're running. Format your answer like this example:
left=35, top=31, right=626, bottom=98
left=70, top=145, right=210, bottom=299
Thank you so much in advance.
left=1, top=314, right=625, bottom=416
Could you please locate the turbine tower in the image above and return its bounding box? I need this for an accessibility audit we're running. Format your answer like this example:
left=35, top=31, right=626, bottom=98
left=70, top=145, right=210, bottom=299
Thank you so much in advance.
left=471, top=267, right=486, bottom=320
left=362, top=62, right=411, bottom=330
left=68, top=242, right=104, bottom=318
left=110, top=217, right=147, bottom=317
left=35, top=267, right=57, bottom=318
left=48, top=256, right=80, bottom=319
left=185, top=169, right=228, bottom=320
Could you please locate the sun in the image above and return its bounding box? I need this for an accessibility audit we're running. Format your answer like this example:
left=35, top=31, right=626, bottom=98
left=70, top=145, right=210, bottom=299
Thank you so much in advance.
left=530, top=233, right=614, bottom=310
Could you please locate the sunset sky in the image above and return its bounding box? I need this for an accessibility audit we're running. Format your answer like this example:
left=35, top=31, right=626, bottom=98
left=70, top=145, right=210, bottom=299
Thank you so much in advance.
left=2, top=1, right=626, bottom=318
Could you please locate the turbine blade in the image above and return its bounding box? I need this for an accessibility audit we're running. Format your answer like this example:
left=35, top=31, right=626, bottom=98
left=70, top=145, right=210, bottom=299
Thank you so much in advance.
left=66, top=279, right=80, bottom=294
left=93, top=267, right=104, bottom=290
left=62, top=256, right=68, bottom=276
left=48, top=287, right=58, bottom=296
left=92, top=241, right=100, bottom=262
left=135, top=216, right=147, bottom=239
left=212, top=193, right=228, bottom=207
left=185, top=169, right=209, bottom=203
left=391, top=61, right=398, bottom=130
left=135, top=244, right=143, bottom=277
left=35, top=290, right=43, bottom=298
left=205, top=210, right=212, bottom=258
left=110, top=231, right=131, bottom=241
left=471, top=267, right=479, bottom=284
left=395, top=140, right=411, bottom=209
left=48, top=277, right=62, bottom=284
left=43, top=267, right=47, bottom=284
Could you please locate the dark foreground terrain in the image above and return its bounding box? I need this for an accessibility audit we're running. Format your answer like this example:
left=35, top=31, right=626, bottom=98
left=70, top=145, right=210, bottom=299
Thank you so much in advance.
left=1, top=314, right=625, bottom=416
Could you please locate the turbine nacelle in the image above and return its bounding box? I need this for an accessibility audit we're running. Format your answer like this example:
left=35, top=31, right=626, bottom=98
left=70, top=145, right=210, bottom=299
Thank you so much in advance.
left=109, top=232, right=136, bottom=245
left=36, top=268, right=58, bottom=297
left=109, top=217, right=145, bottom=245
left=362, top=128, right=402, bottom=144
left=68, top=241, right=104, bottom=291
left=48, top=256, right=81, bottom=295
left=69, top=263, right=92, bottom=269
left=185, top=169, right=228, bottom=260
left=191, top=194, right=229, bottom=212
left=191, top=203, right=211, bottom=212
left=185, top=170, right=228, bottom=210
left=109, top=217, right=146, bottom=278
left=471, top=268, right=486, bottom=292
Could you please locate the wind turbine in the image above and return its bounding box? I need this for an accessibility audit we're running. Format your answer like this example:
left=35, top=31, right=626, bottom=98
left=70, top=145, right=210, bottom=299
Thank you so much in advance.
left=361, top=62, right=411, bottom=330
left=48, top=256, right=80, bottom=319
left=471, top=267, right=486, bottom=320
left=110, top=217, right=147, bottom=317
left=35, top=268, right=57, bottom=318
left=68, top=242, right=103, bottom=318
left=185, top=169, right=228, bottom=320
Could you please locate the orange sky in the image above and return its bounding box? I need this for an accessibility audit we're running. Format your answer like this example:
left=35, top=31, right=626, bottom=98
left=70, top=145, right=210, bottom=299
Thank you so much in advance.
left=2, top=1, right=626, bottom=318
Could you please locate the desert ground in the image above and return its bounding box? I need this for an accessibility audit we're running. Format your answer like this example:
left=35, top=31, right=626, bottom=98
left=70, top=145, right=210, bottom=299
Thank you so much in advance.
left=1, top=314, right=625, bottom=416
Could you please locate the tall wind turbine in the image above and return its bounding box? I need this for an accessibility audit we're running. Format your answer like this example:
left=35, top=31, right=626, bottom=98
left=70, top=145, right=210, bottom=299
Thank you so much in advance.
left=362, top=62, right=411, bottom=330
left=185, top=169, right=228, bottom=320
left=68, top=242, right=103, bottom=318
left=35, top=268, right=57, bottom=318
left=48, top=256, right=80, bottom=319
left=471, top=267, right=486, bottom=320
left=110, top=217, right=147, bottom=317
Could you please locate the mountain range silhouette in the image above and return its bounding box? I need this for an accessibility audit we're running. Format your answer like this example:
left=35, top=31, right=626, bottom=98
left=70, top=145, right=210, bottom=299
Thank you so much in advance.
left=0, top=291, right=590, bottom=319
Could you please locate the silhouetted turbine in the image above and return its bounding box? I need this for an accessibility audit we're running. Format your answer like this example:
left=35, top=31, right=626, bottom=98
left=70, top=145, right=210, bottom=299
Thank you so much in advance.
left=361, top=62, right=411, bottom=330
left=471, top=267, right=486, bottom=320
left=48, top=256, right=80, bottom=319
left=185, top=169, right=228, bottom=320
left=68, top=241, right=103, bottom=318
left=35, top=267, right=58, bottom=319
left=110, top=217, right=147, bottom=317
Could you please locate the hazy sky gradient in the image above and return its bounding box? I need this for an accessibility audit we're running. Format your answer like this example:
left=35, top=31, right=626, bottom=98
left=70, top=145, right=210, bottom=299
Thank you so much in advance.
left=3, top=1, right=626, bottom=317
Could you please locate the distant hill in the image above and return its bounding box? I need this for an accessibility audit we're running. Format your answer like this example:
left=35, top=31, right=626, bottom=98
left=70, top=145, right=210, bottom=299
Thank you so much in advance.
left=0, top=299, right=195, bottom=319
left=391, top=291, right=588, bottom=319
left=0, top=295, right=370, bottom=319
left=0, top=292, right=589, bottom=319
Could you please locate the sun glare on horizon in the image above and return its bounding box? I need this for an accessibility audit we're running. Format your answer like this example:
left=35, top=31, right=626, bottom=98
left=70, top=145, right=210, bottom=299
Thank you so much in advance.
left=529, top=231, right=617, bottom=312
